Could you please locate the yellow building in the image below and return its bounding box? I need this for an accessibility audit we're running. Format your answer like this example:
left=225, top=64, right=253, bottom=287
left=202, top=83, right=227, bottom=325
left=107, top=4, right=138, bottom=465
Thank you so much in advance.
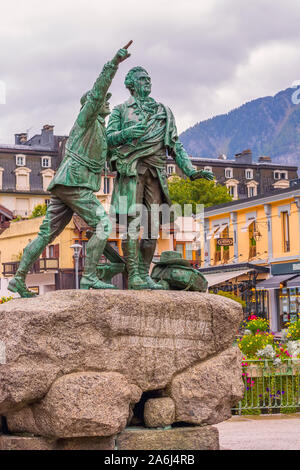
left=200, top=183, right=300, bottom=332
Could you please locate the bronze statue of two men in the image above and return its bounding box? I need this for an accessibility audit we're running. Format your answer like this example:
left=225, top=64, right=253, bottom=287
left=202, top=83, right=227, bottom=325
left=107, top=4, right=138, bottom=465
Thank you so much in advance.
left=8, top=42, right=213, bottom=298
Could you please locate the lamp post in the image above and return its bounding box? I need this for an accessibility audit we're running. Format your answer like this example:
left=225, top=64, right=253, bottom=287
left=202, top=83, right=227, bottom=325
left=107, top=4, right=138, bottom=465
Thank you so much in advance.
left=71, top=243, right=82, bottom=289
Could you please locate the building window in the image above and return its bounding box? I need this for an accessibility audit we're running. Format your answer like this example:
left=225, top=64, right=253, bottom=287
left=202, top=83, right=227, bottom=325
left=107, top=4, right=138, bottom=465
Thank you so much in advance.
left=104, top=177, right=110, bottom=194
left=41, top=169, right=55, bottom=192
left=245, top=169, right=253, bottom=179
left=225, top=168, right=233, bottom=179
left=48, top=244, right=59, bottom=259
left=248, top=221, right=257, bottom=259
left=274, top=170, right=288, bottom=180
left=248, top=186, right=255, bottom=197
left=41, top=156, right=51, bottom=168
left=14, top=167, right=31, bottom=191
left=282, top=211, right=290, bottom=252
left=214, top=225, right=230, bottom=265
left=16, top=154, right=26, bottom=167
left=167, top=164, right=176, bottom=175
left=226, top=180, right=239, bottom=200
left=246, top=181, right=258, bottom=198
left=0, top=168, right=4, bottom=190
left=175, top=242, right=185, bottom=258
left=185, top=242, right=194, bottom=261
left=15, top=198, right=30, bottom=217
left=204, top=166, right=213, bottom=173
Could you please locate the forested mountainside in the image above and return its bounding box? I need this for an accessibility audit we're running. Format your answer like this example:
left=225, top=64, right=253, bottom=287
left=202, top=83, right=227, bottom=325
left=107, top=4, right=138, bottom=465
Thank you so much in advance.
left=180, top=88, right=300, bottom=167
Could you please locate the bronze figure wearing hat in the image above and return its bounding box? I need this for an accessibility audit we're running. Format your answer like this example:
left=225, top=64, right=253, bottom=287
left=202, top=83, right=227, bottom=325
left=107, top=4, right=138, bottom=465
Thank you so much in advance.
left=8, top=43, right=133, bottom=298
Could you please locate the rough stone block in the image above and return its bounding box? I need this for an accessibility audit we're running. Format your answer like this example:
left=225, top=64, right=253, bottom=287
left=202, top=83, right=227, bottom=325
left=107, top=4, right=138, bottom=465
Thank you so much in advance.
left=116, top=426, right=219, bottom=450
left=169, top=347, right=244, bottom=425
left=7, top=372, right=141, bottom=438
left=144, top=397, right=175, bottom=428
left=0, top=435, right=55, bottom=450
left=56, top=436, right=115, bottom=450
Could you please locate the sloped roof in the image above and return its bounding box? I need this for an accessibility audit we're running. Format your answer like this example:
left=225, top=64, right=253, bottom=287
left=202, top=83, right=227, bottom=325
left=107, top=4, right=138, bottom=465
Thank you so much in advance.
left=0, top=204, right=13, bottom=220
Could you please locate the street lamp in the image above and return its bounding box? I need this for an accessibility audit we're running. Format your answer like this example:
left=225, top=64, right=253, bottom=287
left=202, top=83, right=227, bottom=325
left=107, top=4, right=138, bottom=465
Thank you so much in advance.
left=71, top=243, right=82, bottom=289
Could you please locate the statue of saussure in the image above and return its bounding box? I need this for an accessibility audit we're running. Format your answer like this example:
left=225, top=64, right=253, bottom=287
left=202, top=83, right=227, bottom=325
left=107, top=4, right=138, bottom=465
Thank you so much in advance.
left=106, top=67, right=214, bottom=290
left=8, top=42, right=133, bottom=298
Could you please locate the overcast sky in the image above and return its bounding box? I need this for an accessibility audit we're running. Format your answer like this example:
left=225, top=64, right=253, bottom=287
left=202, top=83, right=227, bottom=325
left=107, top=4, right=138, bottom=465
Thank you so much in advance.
left=1, top=0, right=300, bottom=143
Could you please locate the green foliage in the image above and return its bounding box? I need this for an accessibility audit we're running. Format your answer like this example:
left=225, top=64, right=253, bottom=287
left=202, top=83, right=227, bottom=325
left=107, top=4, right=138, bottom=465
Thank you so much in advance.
left=168, top=176, right=232, bottom=213
left=0, top=296, right=13, bottom=304
left=243, top=317, right=270, bottom=335
left=286, top=319, right=300, bottom=341
left=11, top=216, right=22, bottom=223
left=213, top=290, right=246, bottom=308
left=30, top=204, right=47, bottom=218
left=237, top=333, right=274, bottom=358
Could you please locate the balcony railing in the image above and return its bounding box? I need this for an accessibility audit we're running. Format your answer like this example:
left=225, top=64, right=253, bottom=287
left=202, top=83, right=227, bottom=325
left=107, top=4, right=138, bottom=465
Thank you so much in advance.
left=3, top=258, right=59, bottom=276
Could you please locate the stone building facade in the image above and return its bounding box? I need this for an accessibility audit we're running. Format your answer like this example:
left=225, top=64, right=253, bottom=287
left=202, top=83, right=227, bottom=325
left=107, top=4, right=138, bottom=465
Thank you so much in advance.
left=167, top=149, right=298, bottom=200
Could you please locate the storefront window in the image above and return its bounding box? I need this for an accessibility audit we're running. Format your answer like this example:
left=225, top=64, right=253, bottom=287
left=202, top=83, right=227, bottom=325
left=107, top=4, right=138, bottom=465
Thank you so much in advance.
left=278, top=287, right=300, bottom=329
left=185, top=243, right=193, bottom=260
left=243, top=288, right=268, bottom=319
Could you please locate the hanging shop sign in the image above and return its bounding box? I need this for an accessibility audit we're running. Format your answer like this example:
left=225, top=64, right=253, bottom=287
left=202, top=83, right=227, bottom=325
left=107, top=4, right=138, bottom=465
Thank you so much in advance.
left=217, top=238, right=234, bottom=247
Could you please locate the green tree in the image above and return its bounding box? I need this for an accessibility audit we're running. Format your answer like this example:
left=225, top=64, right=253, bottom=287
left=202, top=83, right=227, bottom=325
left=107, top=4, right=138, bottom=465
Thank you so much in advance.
left=30, top=203, right=47, bottom=218
left=168, top=176, right=232, bottom=213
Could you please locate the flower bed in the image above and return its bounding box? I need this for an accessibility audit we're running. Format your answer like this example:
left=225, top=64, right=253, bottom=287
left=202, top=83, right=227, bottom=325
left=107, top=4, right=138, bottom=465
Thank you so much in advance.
left=234, top=316, right=300, bottom=414
left=0, top=296, right=13, bottom=304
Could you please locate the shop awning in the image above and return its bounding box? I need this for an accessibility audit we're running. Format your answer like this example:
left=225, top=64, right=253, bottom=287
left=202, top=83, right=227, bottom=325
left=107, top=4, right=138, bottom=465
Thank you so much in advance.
left=256, top=274, right=296, bottom=290
left=205, top=269, right=251, bottom=287
left=213, top=223, right=229, bottom=239
left=241, top=218, right=256, bottom=232
left=286, top=276, right=300, bottom=288
left=207, top=227, right=219, bottom=240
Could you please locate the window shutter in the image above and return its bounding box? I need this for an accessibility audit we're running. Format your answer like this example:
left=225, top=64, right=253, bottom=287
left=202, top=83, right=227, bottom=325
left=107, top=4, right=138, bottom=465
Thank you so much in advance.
left=54, top=244, right=60, bottom=258
left=42, top=248, right=47, bottom=258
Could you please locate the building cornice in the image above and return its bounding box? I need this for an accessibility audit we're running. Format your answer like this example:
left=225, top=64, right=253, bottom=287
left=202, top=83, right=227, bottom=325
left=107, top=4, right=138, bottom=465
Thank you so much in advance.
left=202, top=186, right=300, bottom=217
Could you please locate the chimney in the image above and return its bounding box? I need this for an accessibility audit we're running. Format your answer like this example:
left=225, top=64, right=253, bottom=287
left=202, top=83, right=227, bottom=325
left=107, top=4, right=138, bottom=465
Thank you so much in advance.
left=258, top=156, right=272, bottom=163
left=218, top=154, right=227, bottom=160
left=14, top=133, right=28, bottom=145
left=235, top=149, right=252, bottom=164
left=42, top=124, right=54, bottom=133
left=41, top=124, right=54, bottom=145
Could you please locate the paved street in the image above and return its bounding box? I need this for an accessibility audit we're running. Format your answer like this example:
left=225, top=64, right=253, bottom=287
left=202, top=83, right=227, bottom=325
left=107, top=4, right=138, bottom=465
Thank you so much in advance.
left=215, top=414, right=300, bottom=450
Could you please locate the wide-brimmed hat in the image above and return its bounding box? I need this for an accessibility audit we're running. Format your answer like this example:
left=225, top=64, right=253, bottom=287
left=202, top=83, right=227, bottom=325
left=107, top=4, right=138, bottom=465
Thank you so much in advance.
left=80, top=91, right=112, bottom=107
left=153, top=251, right=191, bottom=267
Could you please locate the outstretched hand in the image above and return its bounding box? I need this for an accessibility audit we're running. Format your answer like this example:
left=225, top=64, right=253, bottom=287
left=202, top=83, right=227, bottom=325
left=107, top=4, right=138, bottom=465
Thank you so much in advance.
left=113, top=40, right=133, bottom=65
left=125, top=119, right=148, bottom=139
left=190, top=170, right=214, bottom=181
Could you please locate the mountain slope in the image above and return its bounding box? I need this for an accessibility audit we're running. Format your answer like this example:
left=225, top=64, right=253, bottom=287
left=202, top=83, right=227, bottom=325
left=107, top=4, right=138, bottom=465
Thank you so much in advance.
left=180, top=88, right=300, bottom=166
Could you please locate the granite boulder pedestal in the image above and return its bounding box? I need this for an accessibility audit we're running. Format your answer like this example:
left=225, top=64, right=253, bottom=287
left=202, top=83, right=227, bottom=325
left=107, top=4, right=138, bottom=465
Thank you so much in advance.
left=0, top=290, right=244, bottom=450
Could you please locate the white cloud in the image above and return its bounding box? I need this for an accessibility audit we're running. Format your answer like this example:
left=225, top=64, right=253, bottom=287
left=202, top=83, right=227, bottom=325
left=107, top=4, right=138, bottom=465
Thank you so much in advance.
left=1, top=0, right=300, bottom=140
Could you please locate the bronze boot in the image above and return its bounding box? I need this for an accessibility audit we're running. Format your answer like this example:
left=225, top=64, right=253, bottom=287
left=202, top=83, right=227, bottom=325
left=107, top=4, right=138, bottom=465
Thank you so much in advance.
left=8, top=236, right=46, bottom=298
left=139, top=239, right=166, bottom=290
left=80, top=236, right=116, bottom=290
left=122, top=239, right=149, bottom=290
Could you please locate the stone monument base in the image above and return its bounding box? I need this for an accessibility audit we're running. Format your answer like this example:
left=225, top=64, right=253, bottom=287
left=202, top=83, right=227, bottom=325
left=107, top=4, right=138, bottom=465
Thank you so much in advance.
left=0, top=290, right=243, bottom=450
left=0, top=425, right=219, bottom=451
